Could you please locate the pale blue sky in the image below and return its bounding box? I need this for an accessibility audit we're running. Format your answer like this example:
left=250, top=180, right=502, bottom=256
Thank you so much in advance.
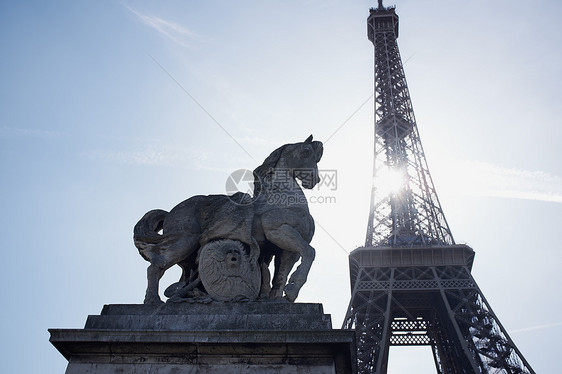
left=1, top=1, right=561, bottom=373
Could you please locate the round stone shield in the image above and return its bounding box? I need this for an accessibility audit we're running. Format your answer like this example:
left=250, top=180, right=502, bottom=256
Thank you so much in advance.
left=198, top=239, right=261, bottom=301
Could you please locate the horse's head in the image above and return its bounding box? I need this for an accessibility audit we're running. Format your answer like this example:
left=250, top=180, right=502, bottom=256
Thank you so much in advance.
left=282, top=135, right=324, bottom=189
left=254, top=135, right=324, bottom=191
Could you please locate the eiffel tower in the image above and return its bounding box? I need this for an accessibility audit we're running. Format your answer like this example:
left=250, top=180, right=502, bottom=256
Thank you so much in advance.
left=342, top=2, right=535, bottom=373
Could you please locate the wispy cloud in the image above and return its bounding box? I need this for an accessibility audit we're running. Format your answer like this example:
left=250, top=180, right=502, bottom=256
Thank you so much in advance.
left=85, top=145, right=203, bottom=167
left=83, top=145, right=236, bottom=173
left=124, top=4, right=207, bottom=48
left=510, top=321, right=562, bottom=334
left=86, top=149, right=176, bottom=166
left=235, top=135, right=276, bottom=148
left=0, top=125, right=65, bottom=139
left=435, top=159, right=562, bottom=204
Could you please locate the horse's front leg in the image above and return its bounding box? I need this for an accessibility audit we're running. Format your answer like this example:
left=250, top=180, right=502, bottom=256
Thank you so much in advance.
left=264, top=224, right=315, bottom=302
left=259, top=260, right=272, bottom=299
left=270, top=251, right=299, bottom=299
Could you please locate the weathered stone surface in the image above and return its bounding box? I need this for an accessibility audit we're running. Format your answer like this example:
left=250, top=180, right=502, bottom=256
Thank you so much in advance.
left=198, top=240, right=261, bottom=301
left=62, top=363, right=341, bottom=374
left=85, top=313, right=333, bottom=331
left=85, top=302, right=332, bottom=331
left=50, top=329, right=356, bottom=374
left=99, top=301, right=325, bottom=316
left=133, top=136, right=324, bottom=304
left=47, top=136, right=357, bottom=373
left=50, top=302, right=357, bottom=374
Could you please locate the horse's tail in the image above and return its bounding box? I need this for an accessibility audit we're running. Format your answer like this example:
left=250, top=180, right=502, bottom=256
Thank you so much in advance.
left=133, top=209, right=169, bottom=262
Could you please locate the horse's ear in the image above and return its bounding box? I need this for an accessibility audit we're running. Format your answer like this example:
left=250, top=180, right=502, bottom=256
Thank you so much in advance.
left=312, top=141, right=323, bottom=162
left=304, top=135, right=313, bottom=143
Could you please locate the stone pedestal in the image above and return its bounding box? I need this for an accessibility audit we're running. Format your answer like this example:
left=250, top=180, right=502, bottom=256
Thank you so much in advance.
left=49, top=302, right=356, bottom=373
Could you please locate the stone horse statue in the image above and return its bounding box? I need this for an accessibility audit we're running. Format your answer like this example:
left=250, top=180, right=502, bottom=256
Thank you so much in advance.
left=134, top=135, right=323, bottom=304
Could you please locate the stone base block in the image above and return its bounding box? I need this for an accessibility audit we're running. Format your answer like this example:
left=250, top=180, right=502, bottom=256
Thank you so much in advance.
left=85, top=302, right=333, bottom=331
left=49, top=302, right=357, bottom=374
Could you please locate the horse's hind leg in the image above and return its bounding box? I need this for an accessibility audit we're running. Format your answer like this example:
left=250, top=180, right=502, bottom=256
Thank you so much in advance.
left=145, top=234, right=200, bottom=304
left=145, top=263, right=165, bottom=304
left=164, top=258, right=194, bottom=298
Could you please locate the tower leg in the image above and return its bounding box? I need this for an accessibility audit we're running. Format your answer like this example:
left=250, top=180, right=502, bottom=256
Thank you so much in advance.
left=435, top=266, right=535, bottom=374
left=434, top=266, right=483, bottom=373
left=375, top=269, right=394, bottom=374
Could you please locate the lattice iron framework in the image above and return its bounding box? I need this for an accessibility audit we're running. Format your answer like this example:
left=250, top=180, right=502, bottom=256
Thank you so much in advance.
left=364, top=1, right=453, bottom=248
left=343, top=247, right=535, bottom=374
left=343, top=2, right=535, bottom=373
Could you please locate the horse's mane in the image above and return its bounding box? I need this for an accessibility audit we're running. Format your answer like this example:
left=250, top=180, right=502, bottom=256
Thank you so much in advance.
left=251, top=136, right=322, bottom=197
left=252, top=144, right=288, bottom=196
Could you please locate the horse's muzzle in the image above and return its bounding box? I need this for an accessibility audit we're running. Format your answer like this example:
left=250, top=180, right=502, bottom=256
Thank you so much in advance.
left=301, top=170, right=320, bottom=189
